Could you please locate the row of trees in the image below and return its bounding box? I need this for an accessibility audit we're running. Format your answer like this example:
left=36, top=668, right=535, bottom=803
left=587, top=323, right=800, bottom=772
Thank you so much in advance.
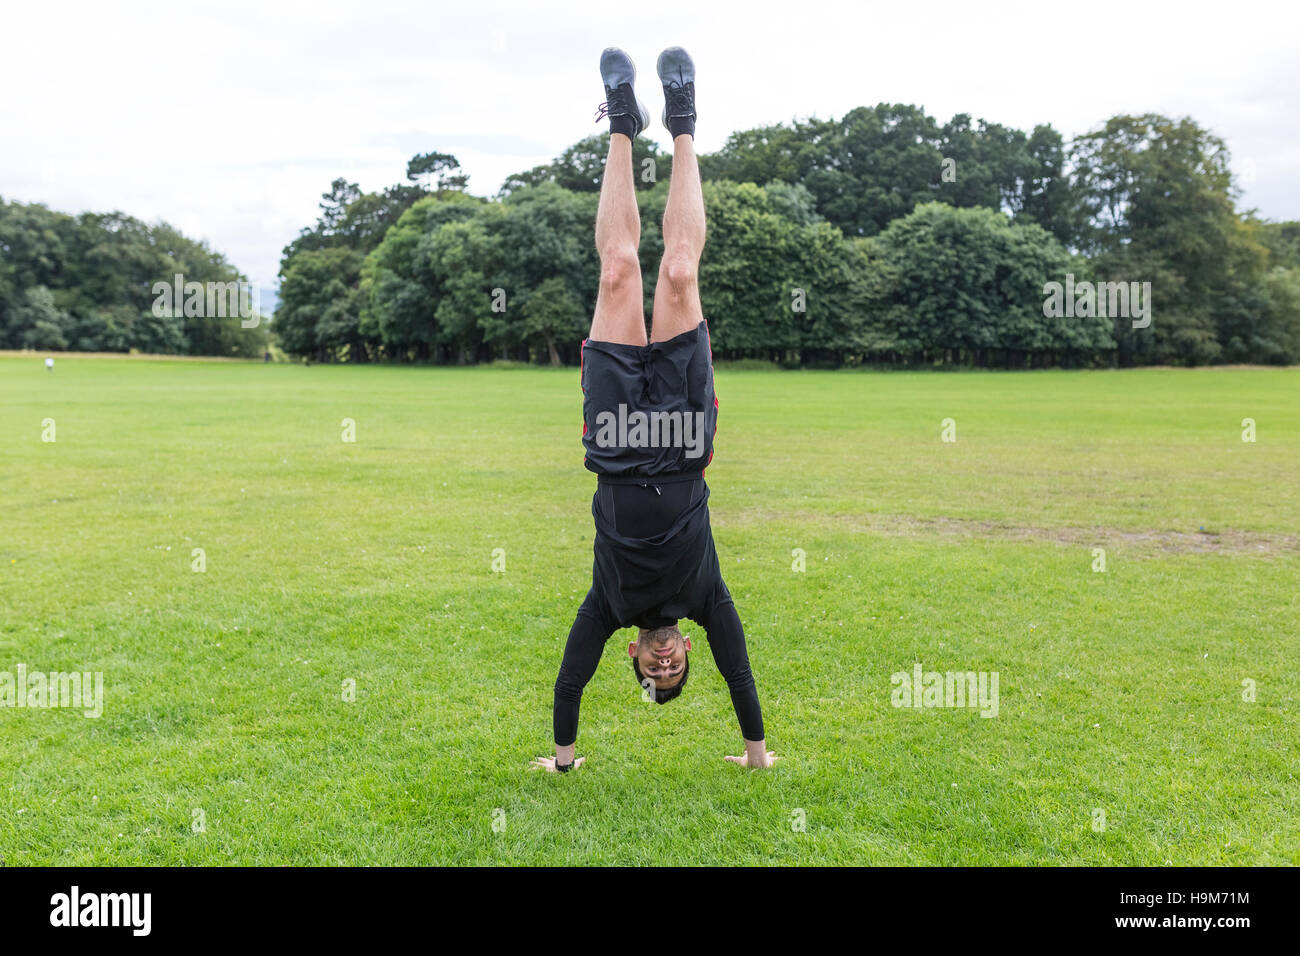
left=0, top=199, right=267, bottom=356
left=275, top=175, right=1108, bottom=368
left=5, top=105, right=1296, bottom=366
left=275, top=107, right=1300, bottom=367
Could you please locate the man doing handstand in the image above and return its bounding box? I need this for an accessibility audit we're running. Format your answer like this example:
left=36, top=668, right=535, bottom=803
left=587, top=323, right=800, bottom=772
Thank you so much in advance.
left=533, top=47, right=775, bottom=774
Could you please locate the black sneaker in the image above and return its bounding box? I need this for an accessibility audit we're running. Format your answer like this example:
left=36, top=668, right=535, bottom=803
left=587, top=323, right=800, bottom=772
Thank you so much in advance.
left=656, top=46, right=696, bottom=136
left=595, top=47, right=650, bottom=136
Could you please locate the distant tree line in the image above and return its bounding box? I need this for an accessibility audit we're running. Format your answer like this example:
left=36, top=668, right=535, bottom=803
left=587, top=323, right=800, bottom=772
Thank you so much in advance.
left=275, top=107, right=1300, bottom=368
left=5, top=107, right=1298, bottom=367
left=0, top=200, right=266, bottom=356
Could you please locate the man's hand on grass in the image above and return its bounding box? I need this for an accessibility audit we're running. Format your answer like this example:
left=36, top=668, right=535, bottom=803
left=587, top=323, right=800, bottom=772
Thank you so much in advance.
left=724, top=740, right=778, bottom=769
left=530, top=755, right=586, bottom=772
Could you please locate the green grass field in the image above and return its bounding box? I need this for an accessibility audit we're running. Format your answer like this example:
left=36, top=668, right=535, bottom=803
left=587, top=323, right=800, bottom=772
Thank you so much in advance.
left=1, top=355, right=1296, bottom=865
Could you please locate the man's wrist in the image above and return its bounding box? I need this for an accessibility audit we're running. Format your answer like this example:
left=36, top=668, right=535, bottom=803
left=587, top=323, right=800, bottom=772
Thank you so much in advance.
left=555, top=742, right=576, bottom=770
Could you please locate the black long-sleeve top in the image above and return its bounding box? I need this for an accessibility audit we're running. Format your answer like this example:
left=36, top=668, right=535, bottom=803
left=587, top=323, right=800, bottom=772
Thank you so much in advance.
left=552, top=477, right=765, bottom=747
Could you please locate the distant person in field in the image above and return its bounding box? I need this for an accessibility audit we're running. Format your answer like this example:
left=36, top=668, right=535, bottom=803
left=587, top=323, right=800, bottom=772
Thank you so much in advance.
left=532, top=47, right=775, bottom=773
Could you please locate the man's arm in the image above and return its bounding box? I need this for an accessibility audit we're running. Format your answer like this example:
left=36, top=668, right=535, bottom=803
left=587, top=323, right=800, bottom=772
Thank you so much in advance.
left=700, top=596, right=776, bottom=768
left=534, top=592, right=614, bottom=771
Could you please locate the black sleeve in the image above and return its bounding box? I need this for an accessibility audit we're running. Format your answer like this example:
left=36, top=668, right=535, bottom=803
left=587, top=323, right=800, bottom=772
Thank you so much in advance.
left=699, top=595, right=765, bottom=742
left=552, top=590, right=616, bottom=747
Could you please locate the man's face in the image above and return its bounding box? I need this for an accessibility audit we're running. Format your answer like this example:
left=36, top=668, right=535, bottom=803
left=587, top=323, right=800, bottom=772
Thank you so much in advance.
left=629, top=625, right=692, bottom=689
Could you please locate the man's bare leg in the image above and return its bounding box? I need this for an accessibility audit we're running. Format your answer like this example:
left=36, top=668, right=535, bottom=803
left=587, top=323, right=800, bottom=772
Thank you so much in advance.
left=590, top=133, right=646, bottom=346
left=650, top=141, right=705, bottom=341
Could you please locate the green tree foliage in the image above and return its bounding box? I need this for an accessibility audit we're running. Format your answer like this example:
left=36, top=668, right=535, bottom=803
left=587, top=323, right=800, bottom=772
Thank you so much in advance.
left=5, top=285, right=70, bottom=349
left=700, top=105, right=1075, bottom=244
left=10, top=103, right=1293, bottom=368
left=521, top=276, right=583, bottom=366
left=692, top=181, right=831, bottom=358
left=407, top=152, right=470, bottom=192
left=358, top=185, right=601, bottom=364
left=863, top=203, right=1113, bottom=366
left=1066, top=114, right=1295, bottom=365
left=275, top=154, right=479, bottom=361
left=0, top=197, right=265, bottom=356
left=429, top=211, right=503, bottom=364
left=1256, top=220, right=1300, bottom=269
left=268, top=113, right=1299, bottom=369
left=500, top=134, right=668, bottom=195
left=280, top=176, right=430, bottom=261
left=276, top=246, right=368, bottom=360
left=359, top=193, right=489, bottom=361
left=495, top=184, right=597, bottom=362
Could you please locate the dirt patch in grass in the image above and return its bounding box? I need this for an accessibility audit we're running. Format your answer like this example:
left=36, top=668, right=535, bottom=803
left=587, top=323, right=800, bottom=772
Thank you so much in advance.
left=888, top=516, right=1298, bottom=554
left=727, top=508, right=1300, bottom=555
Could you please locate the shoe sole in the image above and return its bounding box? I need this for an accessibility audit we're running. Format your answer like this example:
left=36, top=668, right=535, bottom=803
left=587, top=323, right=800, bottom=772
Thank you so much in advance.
left=600, top=47, right=649, bottom=136
left=656, top=46, right=696, bottom=130
left=656, top=46, right=694, bottom=86
left=600, top=47, right=637, bottom=92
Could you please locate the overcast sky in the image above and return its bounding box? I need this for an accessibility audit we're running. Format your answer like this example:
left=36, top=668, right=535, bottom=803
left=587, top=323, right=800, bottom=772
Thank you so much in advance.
left=3, top=0, right=1297, bottom=289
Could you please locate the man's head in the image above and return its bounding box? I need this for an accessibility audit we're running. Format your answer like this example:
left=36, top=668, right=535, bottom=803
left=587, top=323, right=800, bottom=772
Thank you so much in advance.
left=629, top=623, right=691, bottom=703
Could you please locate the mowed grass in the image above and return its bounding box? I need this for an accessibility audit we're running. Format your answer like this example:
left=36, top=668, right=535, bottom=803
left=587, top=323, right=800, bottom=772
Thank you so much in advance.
left=1, top=355, right=1296, bottom=866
